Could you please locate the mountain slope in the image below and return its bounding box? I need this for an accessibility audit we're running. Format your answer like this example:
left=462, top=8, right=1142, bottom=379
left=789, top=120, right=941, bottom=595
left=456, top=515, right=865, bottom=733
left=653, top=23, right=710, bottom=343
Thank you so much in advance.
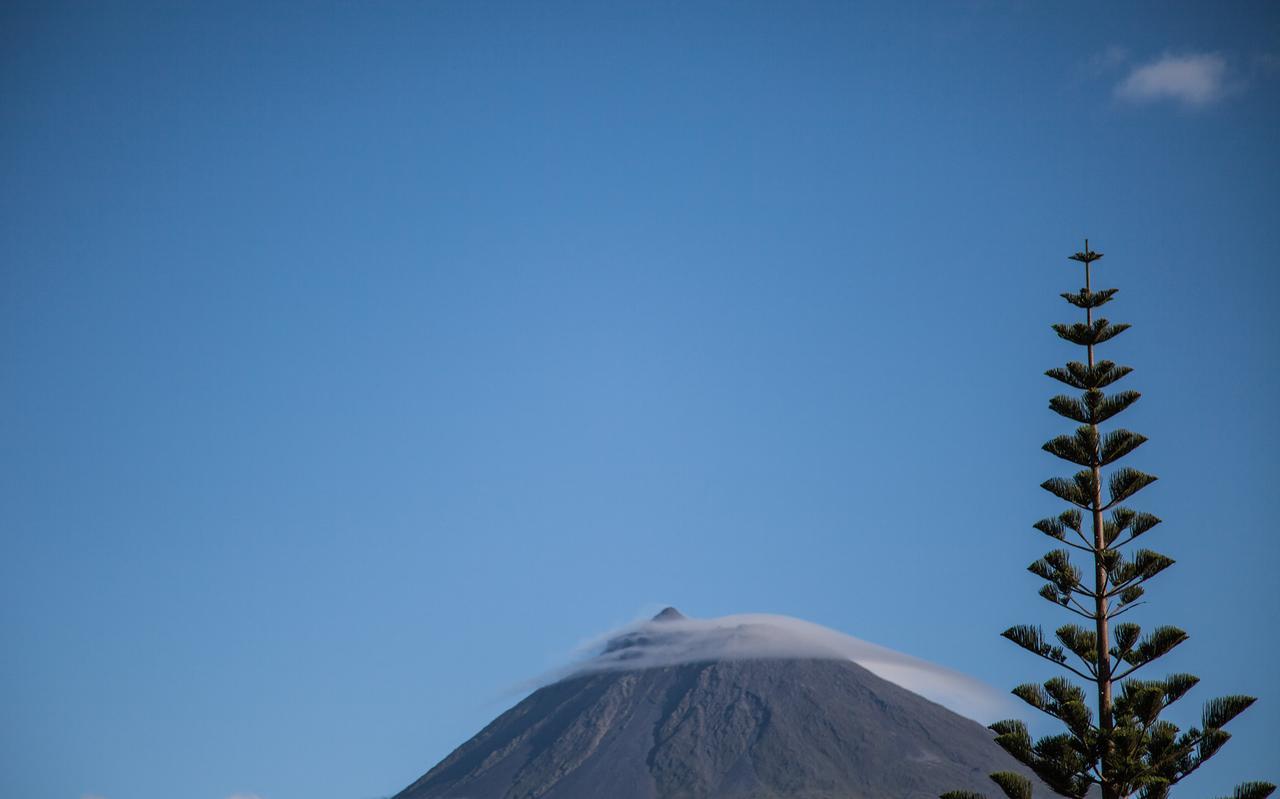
left=395, top=623, right=1048, bottom=798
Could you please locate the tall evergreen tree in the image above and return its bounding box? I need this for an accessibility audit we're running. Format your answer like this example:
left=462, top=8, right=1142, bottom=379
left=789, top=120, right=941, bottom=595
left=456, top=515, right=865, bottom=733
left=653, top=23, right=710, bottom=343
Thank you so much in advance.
left=942, top=242, right=1272, bottom=799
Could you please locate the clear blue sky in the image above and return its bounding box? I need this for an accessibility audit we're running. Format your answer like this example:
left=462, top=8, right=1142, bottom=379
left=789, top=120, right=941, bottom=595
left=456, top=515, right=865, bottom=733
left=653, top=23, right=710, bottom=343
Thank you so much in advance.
left=2, top=3, right=1277, bottom=798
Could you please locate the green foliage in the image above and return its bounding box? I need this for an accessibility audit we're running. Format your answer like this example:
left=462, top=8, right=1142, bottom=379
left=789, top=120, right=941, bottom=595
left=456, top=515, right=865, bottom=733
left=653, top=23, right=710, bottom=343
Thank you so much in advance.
left=1048, top=389, right=1141, bottom=426
left=991, top=772, right=1034, bottom=799
left=1215, top=782, right=1277, bottom=799
left=1042, top=426, right=1098, bottom=467
left=1041, top=426, right=1148, bottom=468
left=987, top=714, right=1095, bottom=797
left=1103, top=508, right=1161, bottom=547
left=1054, top=624, right=1099, bottom=671
left=1002, top=625, right=1067, bottom=666
left=1100, top=429, right=1147, bottom=465
left=941, top=242, right=1269, bottom=799
left=1040, top=470, right=1096, bottom=508
left=1044, top=360, right=1132, bottom=390
left=1111, top=622, right=1142, bottom=660
left=1203, top=695, right=1257, bottom=730
left=1107, top=550, right=1175, bottom=602
left=1116, top=626, right=1189, bottom=675
left=1012, top=677, right=1093, bottom=742
left=1052, top=319, right=1131, bottom=347
left=1028, top=550, right=1081, bottom=603
left=1107, top=467, right=1158, bottom=507
left=1060, top=287, right=1118, bottom=309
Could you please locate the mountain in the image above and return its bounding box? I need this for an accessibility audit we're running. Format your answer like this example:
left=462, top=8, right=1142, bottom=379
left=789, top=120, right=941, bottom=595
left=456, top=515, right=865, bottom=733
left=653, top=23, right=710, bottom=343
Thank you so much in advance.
left=393, top=609, right=1047, bottom=799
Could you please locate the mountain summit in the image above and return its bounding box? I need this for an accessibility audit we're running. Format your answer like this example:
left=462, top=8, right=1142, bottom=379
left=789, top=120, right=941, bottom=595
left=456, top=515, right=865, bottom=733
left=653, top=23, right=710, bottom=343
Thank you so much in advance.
left=652, top=606, right=686, bottom=622
left=393, top=611, right=1046, bottom=799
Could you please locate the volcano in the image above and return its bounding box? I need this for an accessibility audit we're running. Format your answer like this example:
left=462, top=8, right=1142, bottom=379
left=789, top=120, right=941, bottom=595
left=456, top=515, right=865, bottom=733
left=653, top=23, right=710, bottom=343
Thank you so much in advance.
left=393, top=609, right=1044, bottom=799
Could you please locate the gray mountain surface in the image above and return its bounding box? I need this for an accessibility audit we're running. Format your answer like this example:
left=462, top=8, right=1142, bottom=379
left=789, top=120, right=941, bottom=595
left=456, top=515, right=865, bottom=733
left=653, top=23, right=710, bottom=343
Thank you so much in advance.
left=394, top=611, right=1047, bottom=799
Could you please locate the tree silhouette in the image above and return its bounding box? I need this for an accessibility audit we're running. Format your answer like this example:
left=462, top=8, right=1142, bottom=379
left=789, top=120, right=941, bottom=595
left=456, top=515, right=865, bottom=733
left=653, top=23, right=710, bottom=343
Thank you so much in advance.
left=941, top=242, right=1272, bottom=799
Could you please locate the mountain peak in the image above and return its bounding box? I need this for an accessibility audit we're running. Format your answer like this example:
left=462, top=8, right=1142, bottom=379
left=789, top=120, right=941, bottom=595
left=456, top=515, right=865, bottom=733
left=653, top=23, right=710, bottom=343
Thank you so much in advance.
left=652, top=607, right=685, bottom=622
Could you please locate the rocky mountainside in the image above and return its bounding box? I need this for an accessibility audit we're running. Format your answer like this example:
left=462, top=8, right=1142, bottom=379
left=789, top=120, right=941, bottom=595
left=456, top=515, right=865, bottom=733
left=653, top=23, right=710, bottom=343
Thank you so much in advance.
left=394, top=609, right=1046, bottom=799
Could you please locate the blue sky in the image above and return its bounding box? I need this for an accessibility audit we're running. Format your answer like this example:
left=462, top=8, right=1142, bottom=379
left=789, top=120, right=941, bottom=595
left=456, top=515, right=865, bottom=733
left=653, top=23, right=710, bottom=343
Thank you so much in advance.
left=2, top=2, right=1277, bottom=798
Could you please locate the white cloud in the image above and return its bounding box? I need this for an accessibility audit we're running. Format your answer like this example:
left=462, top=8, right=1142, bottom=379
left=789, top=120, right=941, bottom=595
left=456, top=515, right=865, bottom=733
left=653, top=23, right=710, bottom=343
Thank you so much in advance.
left=541, top=611, right=1020, bottom=724
left=227, top=794, right=264, bottom=799
left=1115, top=52, right=1229, bottom=108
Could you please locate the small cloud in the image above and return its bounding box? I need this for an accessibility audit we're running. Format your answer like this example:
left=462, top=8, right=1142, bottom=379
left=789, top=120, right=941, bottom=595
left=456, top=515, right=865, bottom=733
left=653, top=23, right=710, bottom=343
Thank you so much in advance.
left=1115, top=52, right=1229, bottom=108
left=227, top=795, right=264, bottom=799
left=81, top=795, right=108, bottom=799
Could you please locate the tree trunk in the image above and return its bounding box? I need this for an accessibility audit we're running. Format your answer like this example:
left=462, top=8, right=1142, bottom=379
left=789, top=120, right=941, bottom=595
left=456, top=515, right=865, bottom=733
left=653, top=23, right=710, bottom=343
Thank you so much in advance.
left=1086, top=259, right=1116, bottom=799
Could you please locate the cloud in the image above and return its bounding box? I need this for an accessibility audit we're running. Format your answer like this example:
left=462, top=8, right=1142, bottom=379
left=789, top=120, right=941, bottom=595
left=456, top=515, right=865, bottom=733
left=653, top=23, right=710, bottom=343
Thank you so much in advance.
left=539, top=611, right=1019, bottom=723
left=227, top=794, right=264, bottom=799
left=81, top=795, right=109, bottom=799
left=1115, top=53, right=1229, bottom=108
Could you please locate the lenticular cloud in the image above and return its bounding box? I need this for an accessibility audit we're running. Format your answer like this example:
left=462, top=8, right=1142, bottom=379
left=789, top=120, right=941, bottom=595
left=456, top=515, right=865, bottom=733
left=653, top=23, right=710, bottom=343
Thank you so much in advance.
left=560, top=609, right=1014, bottom=723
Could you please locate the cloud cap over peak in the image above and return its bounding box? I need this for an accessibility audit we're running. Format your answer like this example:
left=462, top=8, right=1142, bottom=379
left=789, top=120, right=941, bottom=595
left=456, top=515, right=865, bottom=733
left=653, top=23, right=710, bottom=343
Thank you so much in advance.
left=1116, top=52, right=1229, bottom=108
left=559, top=612, right=1016, bottom=723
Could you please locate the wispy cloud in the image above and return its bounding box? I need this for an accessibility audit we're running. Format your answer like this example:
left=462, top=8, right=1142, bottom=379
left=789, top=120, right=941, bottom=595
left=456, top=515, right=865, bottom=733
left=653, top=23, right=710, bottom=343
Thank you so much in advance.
left=1115, top=52, right=1229, bottom=108
left=227, top=794, right=264, bottom=799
